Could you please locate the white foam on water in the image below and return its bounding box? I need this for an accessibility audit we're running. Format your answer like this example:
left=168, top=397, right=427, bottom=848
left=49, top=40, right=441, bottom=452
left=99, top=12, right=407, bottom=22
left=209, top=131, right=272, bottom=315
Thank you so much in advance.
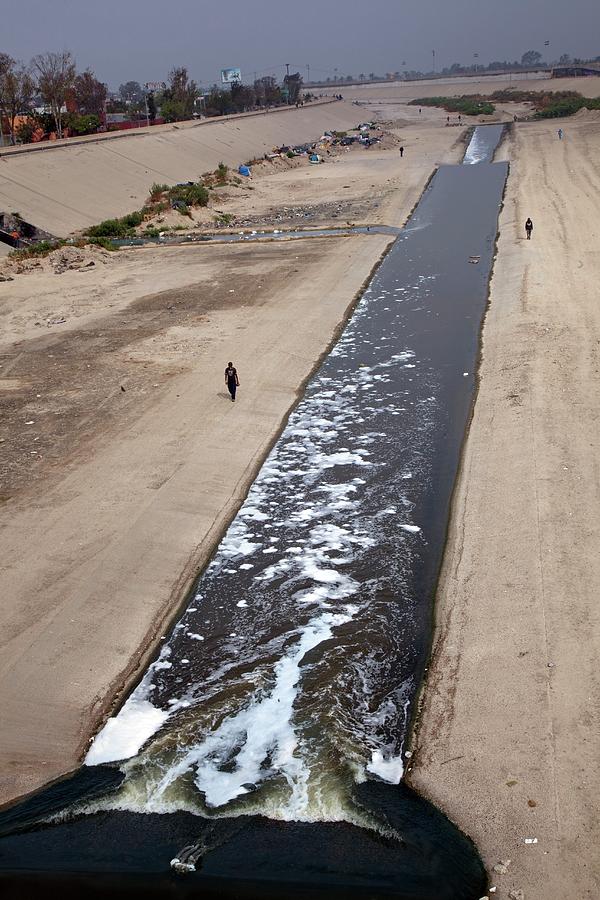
left=464, top=127, right=488, bottom=165
left=85, top=697, right=170, bottom=766
left=142, top=611, right=356, bottom=814
left=367, top=749, right=404, bottom=783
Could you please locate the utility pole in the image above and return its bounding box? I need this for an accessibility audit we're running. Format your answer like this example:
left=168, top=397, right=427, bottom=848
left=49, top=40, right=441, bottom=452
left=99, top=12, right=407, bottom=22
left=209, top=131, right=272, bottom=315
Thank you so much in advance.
left=432, top=49, right=435, bottom=73
left=306, top=63, right=310, bottom=84
left=286, top=63, right=290, bottom=78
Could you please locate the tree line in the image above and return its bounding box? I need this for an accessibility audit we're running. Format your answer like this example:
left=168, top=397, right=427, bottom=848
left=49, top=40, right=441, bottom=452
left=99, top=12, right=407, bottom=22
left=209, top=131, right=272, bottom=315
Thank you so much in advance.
left=0, top=51, right=306, bottom=146
left=0, top=51, right=108, bottom=143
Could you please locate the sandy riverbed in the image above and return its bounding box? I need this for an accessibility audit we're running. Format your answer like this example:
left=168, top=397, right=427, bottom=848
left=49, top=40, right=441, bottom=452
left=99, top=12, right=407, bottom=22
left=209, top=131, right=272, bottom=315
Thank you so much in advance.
left=409, top=111, right=600, bottom=898
left=0, top=112, right=463, bottom=806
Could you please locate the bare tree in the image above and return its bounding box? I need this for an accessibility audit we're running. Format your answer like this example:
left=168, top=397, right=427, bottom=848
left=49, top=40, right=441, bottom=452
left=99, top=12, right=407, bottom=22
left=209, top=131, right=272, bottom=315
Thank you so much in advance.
left=32, top=51, right=76, bottom=138
left=0, top=53, right=15, bottom=145
left=0, top=61, right=35, bottom=144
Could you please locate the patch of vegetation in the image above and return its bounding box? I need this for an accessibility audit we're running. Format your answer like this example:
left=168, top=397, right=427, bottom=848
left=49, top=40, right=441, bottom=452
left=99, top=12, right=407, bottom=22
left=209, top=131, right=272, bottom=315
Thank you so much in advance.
left=66, top=113, right=100, bottom=136
left=214, top=212, right=234, bottom=225
left=534, top=95, right=600, bottom=118
left=9, top=240, right=65, bottom=260
left=149, top=183, right=170, bottom=202
left=216, top=162, right=228, bottom=185
left=85, top=237, right=118, bottom=251
left=145, top=180, right=209, bottom=212
left=143, top=226, right=161, bottom=237
left=410, top=96, right=495, bottom=116
left=85, top=210, right=144, bottom=238
left=417, top=88, right=600, bottom=120
left=286, top=150, right=295, bottom=159
left=169, top=182, right=209, bottom=207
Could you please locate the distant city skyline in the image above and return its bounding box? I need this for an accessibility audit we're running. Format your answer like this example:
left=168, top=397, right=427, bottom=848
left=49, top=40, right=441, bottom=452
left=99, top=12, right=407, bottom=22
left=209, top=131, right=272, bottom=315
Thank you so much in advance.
left=3, top=0, right=599, bottom=88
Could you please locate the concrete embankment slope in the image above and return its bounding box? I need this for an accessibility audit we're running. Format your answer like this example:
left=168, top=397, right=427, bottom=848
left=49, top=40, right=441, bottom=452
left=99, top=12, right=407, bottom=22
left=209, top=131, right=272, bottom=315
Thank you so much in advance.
left=0, top=101, right=359, bottom=236
left=410, top=116, right=600, bottom=898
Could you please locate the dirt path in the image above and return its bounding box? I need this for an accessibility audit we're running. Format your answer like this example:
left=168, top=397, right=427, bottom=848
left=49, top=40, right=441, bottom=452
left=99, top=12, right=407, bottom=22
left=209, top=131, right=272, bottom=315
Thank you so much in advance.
left=410, top=115, right=600, bottom=898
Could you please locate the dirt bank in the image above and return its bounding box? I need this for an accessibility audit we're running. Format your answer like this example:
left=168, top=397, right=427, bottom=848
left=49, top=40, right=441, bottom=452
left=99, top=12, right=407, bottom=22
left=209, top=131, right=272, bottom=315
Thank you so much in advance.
left=409, top=116, right=600, bottom=898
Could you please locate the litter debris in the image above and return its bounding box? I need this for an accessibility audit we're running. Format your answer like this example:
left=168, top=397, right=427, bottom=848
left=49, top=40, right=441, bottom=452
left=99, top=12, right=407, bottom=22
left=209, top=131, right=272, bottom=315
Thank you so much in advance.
left=468, top=255, right=481, bottom=264
left=493, top=859, right=511, bottom=875
left=524, top=837, right=538, bottom=844
left=508, top=890, right=525, bottom=900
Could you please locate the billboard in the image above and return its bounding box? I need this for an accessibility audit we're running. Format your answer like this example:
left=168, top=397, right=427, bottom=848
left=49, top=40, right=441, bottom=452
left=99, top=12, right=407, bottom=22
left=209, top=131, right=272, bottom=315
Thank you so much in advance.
left=145, top=81, right=166, bottom=92
left=221, top=67, right=242, bottom=84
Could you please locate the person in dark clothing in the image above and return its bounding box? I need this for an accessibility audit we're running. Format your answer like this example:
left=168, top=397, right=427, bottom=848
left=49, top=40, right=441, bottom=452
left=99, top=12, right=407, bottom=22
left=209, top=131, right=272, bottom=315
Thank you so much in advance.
left=399, top=146, right=404, bottom=157
left=225, top=362, right=239, bottom=401
left=525, top=217, right=533, bottom=240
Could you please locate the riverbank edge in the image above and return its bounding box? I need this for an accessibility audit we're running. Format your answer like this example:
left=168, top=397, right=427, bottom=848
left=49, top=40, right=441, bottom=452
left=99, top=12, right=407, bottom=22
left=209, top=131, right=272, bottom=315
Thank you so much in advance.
left=404, top=155, right=511, bottom=828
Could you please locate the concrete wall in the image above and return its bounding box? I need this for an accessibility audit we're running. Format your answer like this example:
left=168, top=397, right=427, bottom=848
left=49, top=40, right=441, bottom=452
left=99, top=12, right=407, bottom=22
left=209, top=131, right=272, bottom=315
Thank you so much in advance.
left=0, top=101, right=361, bottom=236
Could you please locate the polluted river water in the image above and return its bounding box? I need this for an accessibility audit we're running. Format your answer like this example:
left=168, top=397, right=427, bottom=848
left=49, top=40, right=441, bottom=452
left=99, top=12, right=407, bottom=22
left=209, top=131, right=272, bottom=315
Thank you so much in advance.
left=0, top=126, right=507, bottom=900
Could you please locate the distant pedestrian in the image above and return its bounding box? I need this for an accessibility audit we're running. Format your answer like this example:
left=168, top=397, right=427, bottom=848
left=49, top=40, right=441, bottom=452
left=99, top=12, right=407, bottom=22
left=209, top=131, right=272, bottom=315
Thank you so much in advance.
left=557, top=128, right=563, bottom=140
left=525, top=217, right=533, bottom=240
left=399, top=145, right=404, bottom=157
left=225, top=362, right=239, bottom=402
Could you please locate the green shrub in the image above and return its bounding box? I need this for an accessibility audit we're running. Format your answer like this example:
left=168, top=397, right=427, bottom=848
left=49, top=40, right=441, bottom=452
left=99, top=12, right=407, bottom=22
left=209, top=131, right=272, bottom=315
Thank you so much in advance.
left=9, top=240, right=65, bottom=260
left=410, top=96, right=495, bottom=116
left=143, top=226, right=161, bottom=237
left=149, top=182, right=169, bottom=201
left=122, top=210, right=144, bottom=228
left=534, top=96, right=600, bottom=118
left=86, top=218, right=131, bottom=238
left=84, top=208, right=148, bottom=238
left=286, top=150, right=295, bottom=158
left=86, top=237, right=117, bottom=251
left=216, top=162, right=228, bottom=184
left=169, top=182, right=209, bottom=207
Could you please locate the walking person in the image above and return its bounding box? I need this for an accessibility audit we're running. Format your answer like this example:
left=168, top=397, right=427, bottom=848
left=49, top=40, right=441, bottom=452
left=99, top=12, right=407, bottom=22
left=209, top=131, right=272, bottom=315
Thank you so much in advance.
left=225, top=361, right=240, bottom=402
left=525, top=217, right=533, bottom=240
left=399, top=145, right=404, bottom=157
left=557, top=128, right=563, bottom=140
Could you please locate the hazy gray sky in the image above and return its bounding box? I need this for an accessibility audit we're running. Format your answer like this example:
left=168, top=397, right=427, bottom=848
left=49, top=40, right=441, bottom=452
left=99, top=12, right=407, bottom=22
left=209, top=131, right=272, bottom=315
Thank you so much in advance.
left=3, top=0, right=599, bottom=88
